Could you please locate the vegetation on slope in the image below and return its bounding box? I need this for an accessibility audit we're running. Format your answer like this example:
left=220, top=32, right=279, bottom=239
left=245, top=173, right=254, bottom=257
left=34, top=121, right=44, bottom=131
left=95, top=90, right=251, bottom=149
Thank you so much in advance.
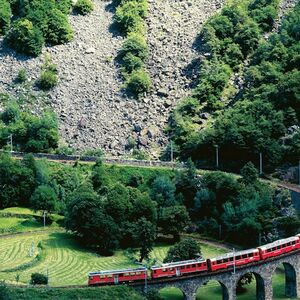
left=168, top=0, right=300, bottom=172
left=114, top=0, right=151, bottom=96
left=2, top=0, right=74, bottom=56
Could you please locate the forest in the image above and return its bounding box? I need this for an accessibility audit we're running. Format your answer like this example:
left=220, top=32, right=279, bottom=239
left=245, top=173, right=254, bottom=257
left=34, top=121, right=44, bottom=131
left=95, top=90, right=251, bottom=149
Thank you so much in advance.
left=0, top=153, right=298, bottom=257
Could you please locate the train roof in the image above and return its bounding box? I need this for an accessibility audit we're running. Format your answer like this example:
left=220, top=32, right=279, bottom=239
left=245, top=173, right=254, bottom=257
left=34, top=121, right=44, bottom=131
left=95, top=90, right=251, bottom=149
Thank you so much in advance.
left=208, top=248, right=259, bottom=262
left=258, top=236, right=299, bottom=251
left=88, top=267, right=147, bottom=276
left=151, top=258, right=205, bottom=270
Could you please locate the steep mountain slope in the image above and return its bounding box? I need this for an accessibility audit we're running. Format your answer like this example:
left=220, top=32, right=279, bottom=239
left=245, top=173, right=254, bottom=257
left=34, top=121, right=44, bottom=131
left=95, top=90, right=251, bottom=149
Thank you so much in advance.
left=0, top=0, right=224, bottom=157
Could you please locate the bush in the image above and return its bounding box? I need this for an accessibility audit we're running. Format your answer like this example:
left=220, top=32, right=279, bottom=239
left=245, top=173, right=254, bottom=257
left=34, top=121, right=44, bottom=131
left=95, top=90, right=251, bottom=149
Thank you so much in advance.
left=0, top=281, right=11, bottom=300
left=30, top=273, right=48, bottom=285
left=250, top=5, right=278, bottom=31
left=6, top=18, right=44, bottom=56
left=0, top=0, right=11, bottom=35
left=122, top=52, right=143, bottom=73
left=38, top=70, right=58, bottom=90
left=120, top=33, right=149, bottom=61
left=115, top=0, right=147, bottom=34
left=56, top=0, right=73, bottom=14
left=16, top=68, right=27, bottom=83
left=126, top=69, right=151, bottom=95
left=46, top=9, right=73, bottom=44
left=74, top=0, right=94, bottom=15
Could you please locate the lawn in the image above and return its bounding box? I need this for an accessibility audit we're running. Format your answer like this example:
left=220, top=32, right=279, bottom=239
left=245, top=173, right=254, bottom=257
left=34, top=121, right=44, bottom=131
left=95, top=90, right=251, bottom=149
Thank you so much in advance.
left=0, top=230, right=226, bottom=286
left=0, top=217, right=42, bottom=234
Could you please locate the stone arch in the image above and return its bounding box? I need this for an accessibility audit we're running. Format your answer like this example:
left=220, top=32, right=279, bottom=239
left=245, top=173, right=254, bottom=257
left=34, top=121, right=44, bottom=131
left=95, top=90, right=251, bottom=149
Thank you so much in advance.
left=236, top=271, right=266, bottom=300
left=272, top=261, right=297, bottom=298
left=196, top=279, right=229, bottom=300
left=158, top=285, right=186, bottom=299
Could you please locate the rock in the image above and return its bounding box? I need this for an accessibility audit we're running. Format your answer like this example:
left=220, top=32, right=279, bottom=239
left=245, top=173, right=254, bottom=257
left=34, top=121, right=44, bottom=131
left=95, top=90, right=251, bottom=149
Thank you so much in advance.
left=157, top=88, right=169, bottom=97
left=85, top=47, right=95, bottom=54
left=138, top=136, right=148, bottom=147
left=200, top=112, right=210, bottom=120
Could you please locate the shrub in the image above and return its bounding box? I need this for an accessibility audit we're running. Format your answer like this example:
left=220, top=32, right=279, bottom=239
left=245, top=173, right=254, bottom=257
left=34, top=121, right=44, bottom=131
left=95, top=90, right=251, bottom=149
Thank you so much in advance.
left=74, top=0, right=94, bottom=15
left=46, top=9, right=73, bottom=44
left=0, top=0, right=11, bottom=35
left=16, top=68, right=27, bottom=83
left=208, top=15, right=234, bottom=39
left=250, top=5, right=278, bottom=31
left=122, top=52, right=143, bottom=72
left=6, top=18, right=44, bottom=56
left=126, top=69, right=151, bottom=95
left=56, top=0, right=73, bottom=14
left=115, top=0, right=147, bottom=34
left=120, top=33, right=149, bottom=61
left=30, top=272, right=48, bottom=285
left=38, top=70, right=58, bottom=90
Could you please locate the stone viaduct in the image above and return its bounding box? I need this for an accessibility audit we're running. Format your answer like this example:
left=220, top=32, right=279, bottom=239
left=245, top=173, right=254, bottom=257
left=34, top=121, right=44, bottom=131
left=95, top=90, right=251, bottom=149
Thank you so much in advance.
left=134, top=251, right=300, bottom=300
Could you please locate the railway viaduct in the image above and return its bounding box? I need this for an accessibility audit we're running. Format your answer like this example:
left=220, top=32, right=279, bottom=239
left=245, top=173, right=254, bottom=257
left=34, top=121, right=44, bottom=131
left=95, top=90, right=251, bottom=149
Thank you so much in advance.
left=134, top=251, right=300, bottom=300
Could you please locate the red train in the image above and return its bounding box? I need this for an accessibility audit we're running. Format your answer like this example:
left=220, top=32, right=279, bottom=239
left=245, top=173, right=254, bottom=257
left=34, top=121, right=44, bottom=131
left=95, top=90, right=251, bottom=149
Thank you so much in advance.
left=88, top=235, right=300, bottom=286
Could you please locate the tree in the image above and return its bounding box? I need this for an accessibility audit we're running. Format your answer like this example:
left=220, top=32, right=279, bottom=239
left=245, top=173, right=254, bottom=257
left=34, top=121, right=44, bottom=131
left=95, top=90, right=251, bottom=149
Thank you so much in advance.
left=163, top=238, right=202, bottom=263
left=159, top=206, right=190, bottom=241
left=91, top=159, right=108, bottom=193
left=150, top=176, right=176, bottom=208
left=133, top=217, right=156, bottom=262
left=30, top=185, right=58, bottom=214
left=146, top=289, right=163, bottom=300
left=65, top=186, right=119, bottom=254
left=240, top=162, right=258, bottom=184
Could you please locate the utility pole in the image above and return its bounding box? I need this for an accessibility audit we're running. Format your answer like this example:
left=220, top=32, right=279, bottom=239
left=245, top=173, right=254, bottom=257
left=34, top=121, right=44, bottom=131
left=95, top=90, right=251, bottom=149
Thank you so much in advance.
left=259, top=152, right=263, bottom=175
left=144, top=268, right=147, bottom=294
left=8, top=134, right=13, bottom=152
left=170, top=140, right=174, bottom=163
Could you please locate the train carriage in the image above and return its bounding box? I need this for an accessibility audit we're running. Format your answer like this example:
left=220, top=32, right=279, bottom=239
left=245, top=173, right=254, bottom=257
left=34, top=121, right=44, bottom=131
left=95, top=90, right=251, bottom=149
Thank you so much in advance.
left=151, top=259, right=208, bottom=279
left=88, top=267, right=147, bottom=286
left=207, top=248, right=260, bottom=272
left=258, top=236, right=300, bottom=260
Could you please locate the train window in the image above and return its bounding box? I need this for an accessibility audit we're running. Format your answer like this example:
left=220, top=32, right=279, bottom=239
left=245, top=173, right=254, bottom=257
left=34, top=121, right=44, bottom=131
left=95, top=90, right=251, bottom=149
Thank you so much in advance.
left=130, top=273, right=135, bottom=276
left=136, top=272, right=141, bottom=275
left=236, top=256, right=241, bottom=260
left=100, top=275, right=105, bottom=279
left=108, top=275, right=113, bottom=278
left=192, top=264, right=196, bottom=268
left=217, top=260, right=222, bottom=264
left=293, top=241, right=296, bottom=245
left=170, top=268, right=173, bottom=271
left=229, top=257, right=233, bottom=261
left=163, top=268, right=166, bottom=272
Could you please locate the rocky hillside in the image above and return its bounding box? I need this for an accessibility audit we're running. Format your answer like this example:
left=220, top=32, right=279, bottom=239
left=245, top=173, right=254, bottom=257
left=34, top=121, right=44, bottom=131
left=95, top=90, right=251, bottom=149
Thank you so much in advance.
left=0, top=0, right=296, bottom=158
left=0, top=0, right=224, bottom=157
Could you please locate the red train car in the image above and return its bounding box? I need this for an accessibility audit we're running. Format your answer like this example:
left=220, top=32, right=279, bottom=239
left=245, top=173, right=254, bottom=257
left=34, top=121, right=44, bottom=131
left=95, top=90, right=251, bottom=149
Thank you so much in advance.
left=151, top=259, right=208, bottom=279
left=88, top=267, right=147, bottom=286
left=258, top=236, right=300, bottom=260
left=207, top=248, right=260, bottom=272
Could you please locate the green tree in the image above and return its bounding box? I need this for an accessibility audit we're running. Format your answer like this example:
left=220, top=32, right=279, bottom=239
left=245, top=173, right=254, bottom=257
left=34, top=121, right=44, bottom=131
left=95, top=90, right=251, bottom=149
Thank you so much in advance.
left=163, top=238, right=202, bottom=263
left=150, top=176, right=176, bottom=208
left=159, top=206, right=190, bottom=241
left=0, top=281, right=11, bottom=300
left=240, top=162, right=259, bottom=184
left=30, top=185, right=58, bottom=214
left=65, top=186, right=119, bottom=254
left=133, top=217, right=156, bottom=262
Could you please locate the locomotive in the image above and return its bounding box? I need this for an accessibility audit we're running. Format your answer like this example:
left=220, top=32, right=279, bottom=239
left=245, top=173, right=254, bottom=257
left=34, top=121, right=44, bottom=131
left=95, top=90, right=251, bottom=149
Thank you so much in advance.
left=88, top=234, right=300, bottom=286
